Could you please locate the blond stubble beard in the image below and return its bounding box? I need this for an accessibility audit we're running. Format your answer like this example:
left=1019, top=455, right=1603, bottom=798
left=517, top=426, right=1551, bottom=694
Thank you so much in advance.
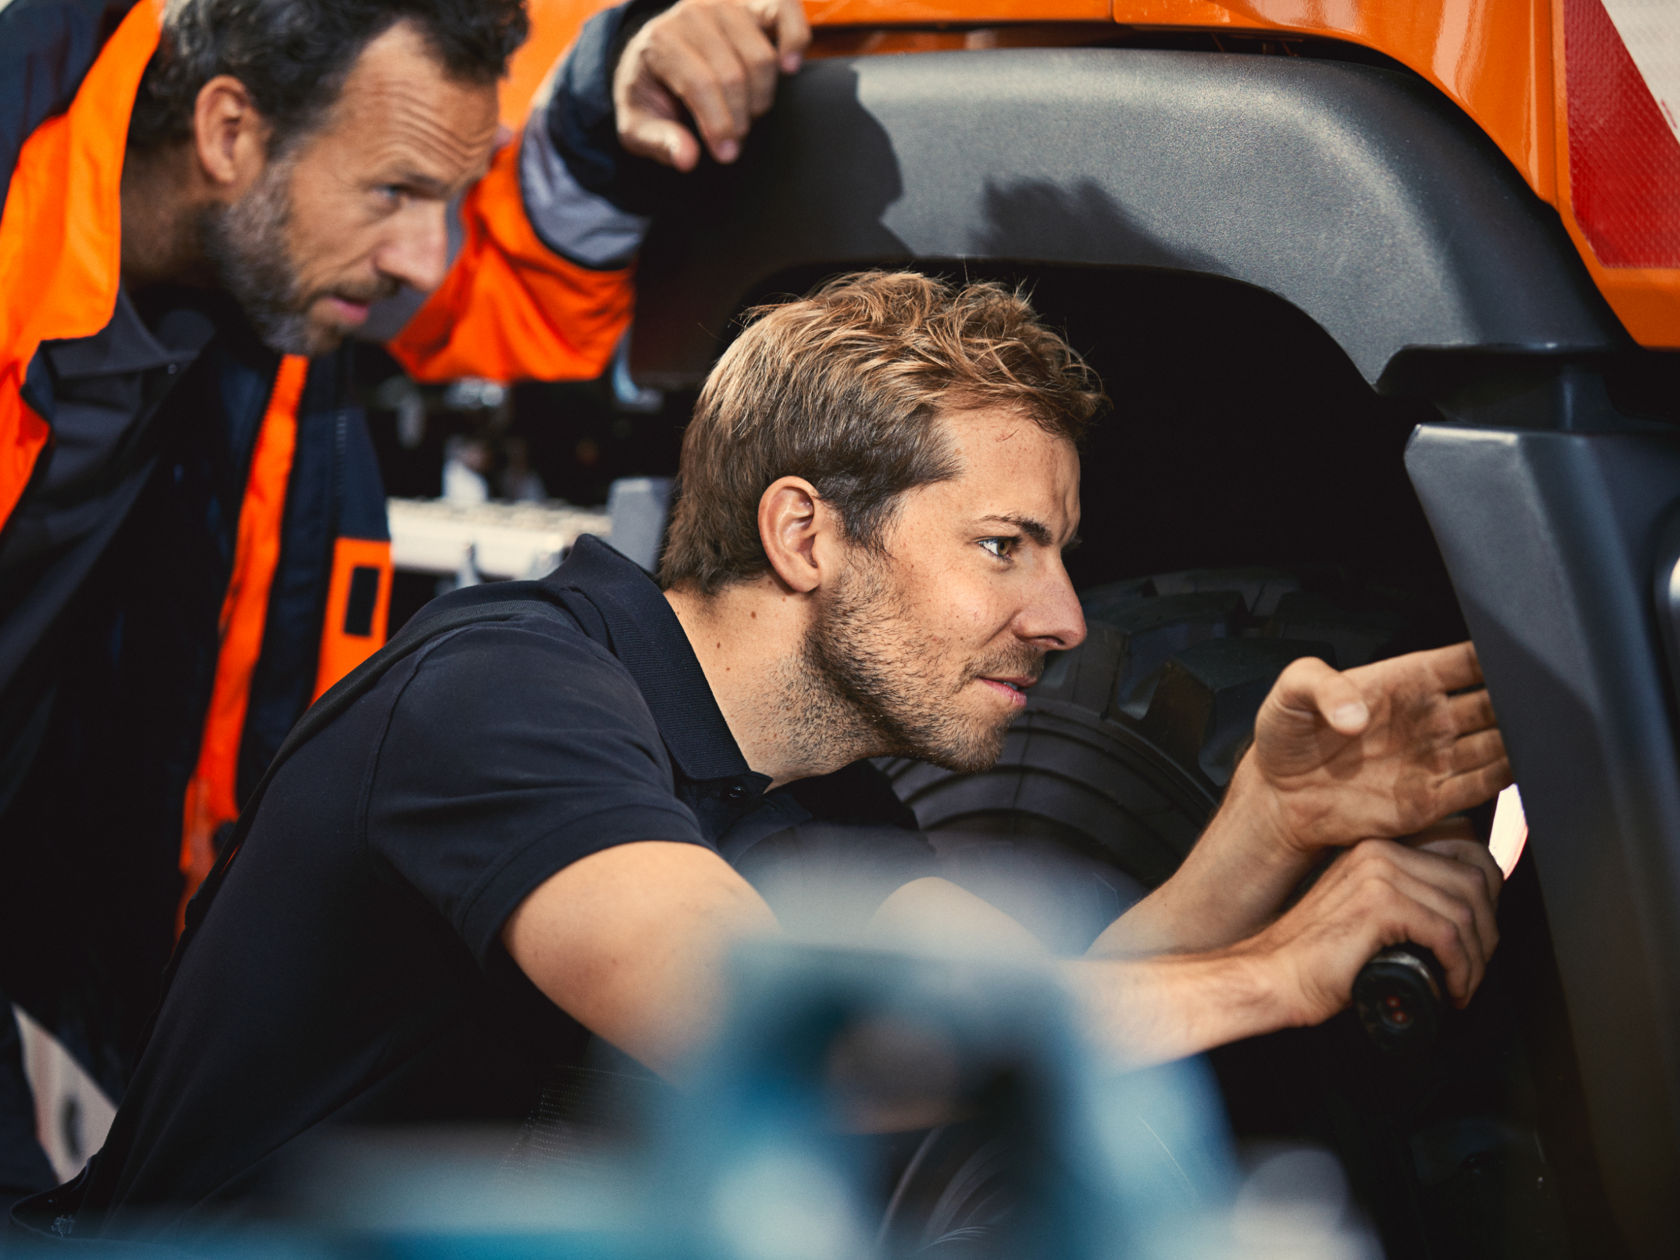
left=783, top=551, right=1037, bottom=775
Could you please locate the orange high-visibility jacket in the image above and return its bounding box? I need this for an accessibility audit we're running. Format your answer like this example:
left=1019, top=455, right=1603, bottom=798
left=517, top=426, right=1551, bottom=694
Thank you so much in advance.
left=0, top=0, right=641, bottom=921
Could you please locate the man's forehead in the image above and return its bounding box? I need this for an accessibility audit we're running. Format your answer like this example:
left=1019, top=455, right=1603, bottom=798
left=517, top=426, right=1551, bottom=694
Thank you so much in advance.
left=913, top=414, right=1082, bottom=540
left=938, top=406, right=1080, bottom=473
left=936, top=404, right=1078, bottom=458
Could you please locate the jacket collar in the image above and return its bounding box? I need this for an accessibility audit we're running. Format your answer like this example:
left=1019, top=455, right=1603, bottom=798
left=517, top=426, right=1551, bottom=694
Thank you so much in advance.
left=40, top=286, right=217, bottom=381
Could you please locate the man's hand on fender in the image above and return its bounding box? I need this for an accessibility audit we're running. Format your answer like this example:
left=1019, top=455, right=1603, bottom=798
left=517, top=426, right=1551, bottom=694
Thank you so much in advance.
left=615, top=0, right=811, bottom=171
left=1250, top=641, right=1512, bottom=857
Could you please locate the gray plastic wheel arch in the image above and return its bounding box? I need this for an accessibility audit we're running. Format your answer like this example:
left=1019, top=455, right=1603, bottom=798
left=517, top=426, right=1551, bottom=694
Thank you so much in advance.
left=630, top=46, right=1622, bottom=390
left=1407, top=419, right=1680, bottom=1258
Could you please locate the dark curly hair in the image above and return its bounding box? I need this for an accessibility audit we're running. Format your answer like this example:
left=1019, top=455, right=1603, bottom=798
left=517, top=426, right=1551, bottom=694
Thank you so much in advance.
left=129, top=0, right=529, bottom=154
left=660, top=271, right=1108, bottom=595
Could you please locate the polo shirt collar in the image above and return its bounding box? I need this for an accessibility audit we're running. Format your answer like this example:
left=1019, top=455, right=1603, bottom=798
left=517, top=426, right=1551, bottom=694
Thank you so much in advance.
left=549, top=536, right=768, bottom=790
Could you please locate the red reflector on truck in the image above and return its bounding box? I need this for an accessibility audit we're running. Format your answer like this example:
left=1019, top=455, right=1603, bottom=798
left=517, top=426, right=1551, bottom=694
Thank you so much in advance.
left=1564, top=0, right=1680, bottom=268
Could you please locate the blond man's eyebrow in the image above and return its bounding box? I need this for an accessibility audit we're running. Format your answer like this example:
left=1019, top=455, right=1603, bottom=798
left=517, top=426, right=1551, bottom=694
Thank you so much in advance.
left=977, top=513, right=1053, bottom=545
left=979, top=513, right=1090, bottom=551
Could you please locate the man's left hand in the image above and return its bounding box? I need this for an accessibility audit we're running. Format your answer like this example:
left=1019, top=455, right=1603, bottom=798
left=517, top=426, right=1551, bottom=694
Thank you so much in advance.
left=615, top=0, right=810, bottom=171
left=1251, top=641, right=1512, bottom=855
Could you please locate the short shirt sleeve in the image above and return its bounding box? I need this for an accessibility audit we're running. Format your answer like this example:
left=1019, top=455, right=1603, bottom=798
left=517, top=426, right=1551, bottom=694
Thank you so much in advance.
left=364, top=618, right=710, bottom=966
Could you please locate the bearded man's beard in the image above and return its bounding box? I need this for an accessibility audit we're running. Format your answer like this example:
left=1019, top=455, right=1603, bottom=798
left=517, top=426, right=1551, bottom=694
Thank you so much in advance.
left=198, top=158, right=317, bottom=356
left=797, top=553, right=1040, bottom=774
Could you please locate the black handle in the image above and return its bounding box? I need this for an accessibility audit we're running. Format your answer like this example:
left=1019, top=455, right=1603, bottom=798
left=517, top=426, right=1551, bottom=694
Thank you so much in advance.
left=1352, top=943, right=1444, bottom=1053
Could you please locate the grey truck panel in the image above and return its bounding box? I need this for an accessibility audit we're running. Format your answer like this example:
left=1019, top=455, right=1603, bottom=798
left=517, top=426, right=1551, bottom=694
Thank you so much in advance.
left=1407, top=421, right=1680, bottom=1259
left=631, top=47, right=1622, bottom=388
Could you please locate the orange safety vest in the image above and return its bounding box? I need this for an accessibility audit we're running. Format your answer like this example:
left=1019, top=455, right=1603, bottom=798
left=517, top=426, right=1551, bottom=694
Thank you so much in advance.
left=1, top=0, right=635, bottom=920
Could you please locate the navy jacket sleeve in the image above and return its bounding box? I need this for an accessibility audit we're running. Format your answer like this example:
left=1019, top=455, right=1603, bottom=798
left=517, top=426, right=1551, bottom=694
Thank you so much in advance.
left=541, top=0, right=681, bottom=217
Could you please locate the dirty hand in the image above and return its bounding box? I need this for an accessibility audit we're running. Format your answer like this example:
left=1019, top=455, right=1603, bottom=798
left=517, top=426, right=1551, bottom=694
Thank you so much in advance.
left=1249, top=641, right=1511, bottom=855
left=1245, top=832, right=1503, bottom=1026
left=615, top=0, right=810, bottom=170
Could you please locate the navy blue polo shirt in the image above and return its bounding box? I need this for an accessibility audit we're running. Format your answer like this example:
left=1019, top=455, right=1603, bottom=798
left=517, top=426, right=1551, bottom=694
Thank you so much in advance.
left=46, top=536, right=933, bottom=1244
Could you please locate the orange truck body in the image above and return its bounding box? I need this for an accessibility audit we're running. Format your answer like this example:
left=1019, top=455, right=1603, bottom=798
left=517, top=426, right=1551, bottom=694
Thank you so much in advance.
left=513, top=0, right=1679, bottom=347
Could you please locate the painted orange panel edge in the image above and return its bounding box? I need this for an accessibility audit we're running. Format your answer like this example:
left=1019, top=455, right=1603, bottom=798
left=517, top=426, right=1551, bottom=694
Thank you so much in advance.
left=1546, top=0, right=1680, bottom=345
left=512, top=0, right=1676, bottom=345
left=808, top=1, right=1111, bottom=20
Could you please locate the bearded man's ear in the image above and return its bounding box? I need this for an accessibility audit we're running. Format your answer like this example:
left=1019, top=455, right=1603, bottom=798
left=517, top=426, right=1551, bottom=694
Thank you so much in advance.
left=192, top=75, right=271, bottom=196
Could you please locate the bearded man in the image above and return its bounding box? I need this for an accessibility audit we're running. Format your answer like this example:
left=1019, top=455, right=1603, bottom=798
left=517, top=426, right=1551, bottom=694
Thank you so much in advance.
left=0, top=0, right=807, bottom=1200
left=8, top=271, right=1509, bottom=1245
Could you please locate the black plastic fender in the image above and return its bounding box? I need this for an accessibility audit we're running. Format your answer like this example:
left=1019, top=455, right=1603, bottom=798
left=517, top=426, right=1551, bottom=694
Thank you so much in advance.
left=1407, top=416, right=1680, bottom=1259
left=632, top=47, right=1622, bottom=389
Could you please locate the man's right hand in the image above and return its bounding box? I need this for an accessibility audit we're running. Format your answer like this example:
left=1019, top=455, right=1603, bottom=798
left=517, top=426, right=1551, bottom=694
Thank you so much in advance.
left=1068, top=827, right=1503, bottom=1068
left=614, top=0, right=811, bottom=170
left=1242, top=828, right=1504, bottom=1025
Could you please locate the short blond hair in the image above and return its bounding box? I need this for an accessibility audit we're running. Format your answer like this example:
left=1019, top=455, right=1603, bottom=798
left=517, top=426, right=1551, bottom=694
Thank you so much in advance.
left=659, top=271, right=1106, bottom=594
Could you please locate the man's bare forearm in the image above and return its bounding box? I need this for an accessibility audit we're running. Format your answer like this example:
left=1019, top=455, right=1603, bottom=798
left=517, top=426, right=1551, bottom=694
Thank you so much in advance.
left=1059, top=944, right=1286, bottom=1069
left=1087, top=754, right=1311, bottom=958
left=862, top=877, right=1298, bottom=1070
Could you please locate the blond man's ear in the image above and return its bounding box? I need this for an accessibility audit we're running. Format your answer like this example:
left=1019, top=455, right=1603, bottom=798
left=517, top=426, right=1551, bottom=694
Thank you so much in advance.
left=757, top=476, right=845, bottom=595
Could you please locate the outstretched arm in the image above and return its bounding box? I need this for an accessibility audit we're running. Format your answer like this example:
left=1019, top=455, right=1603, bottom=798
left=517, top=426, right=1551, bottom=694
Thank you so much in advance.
left=387, top=0, right=809, bottom=382
left=505, top=841, right=780, bottom=1078
left=505, top=832, right=1499, bottom=1078
left=500, top=647, right=1505, bottom=1076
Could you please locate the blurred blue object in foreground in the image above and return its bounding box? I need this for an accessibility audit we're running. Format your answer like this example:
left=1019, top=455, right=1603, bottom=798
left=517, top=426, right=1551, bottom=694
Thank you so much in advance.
left=640, top=940, right=1238, bottom=1260
left=9, top=942, right=1267, bottom=1257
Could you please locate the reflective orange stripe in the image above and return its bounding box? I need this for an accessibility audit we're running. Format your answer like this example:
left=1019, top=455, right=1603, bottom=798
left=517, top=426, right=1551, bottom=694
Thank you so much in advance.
left=313, top=536, right=393, bottom=700
left=0, top=391, right=51, bottom=530
left=0, top=0, right=162, bottom=528
left=387, top=138, right=635, bottom=384
left=178, top=355, right=308, bottom=924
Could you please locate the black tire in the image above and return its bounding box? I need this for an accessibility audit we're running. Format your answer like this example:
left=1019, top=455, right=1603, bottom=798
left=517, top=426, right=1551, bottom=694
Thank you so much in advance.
left=881, top=568, right=1407, bottom=952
